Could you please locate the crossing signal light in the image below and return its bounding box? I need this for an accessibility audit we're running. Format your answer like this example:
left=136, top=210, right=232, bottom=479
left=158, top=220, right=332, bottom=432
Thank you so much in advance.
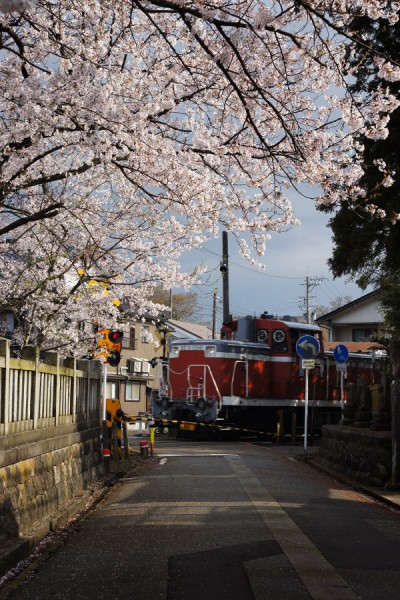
left=107, top=330, right=123, bottom=345
left=107, top=350, right=121, bottom=367
left=97, top=329, right=124, bottom=366
left=107, top=330, right=123, bottom=366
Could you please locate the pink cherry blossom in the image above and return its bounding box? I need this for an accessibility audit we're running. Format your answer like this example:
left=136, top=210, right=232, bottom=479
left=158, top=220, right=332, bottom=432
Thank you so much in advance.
left=0, top=1, right=398, bottom=352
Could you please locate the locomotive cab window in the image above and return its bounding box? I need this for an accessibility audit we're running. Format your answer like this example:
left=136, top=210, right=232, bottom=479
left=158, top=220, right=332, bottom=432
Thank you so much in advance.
left=271, top=329, right=288, bottom=352
left=290, top=329, right=299, bottom=352
left=170, top=346, right=180, bottom=358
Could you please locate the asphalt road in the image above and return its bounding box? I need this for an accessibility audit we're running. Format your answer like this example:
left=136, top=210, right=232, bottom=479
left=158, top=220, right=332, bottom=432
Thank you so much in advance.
left=5, top=435, right=400, bottom=599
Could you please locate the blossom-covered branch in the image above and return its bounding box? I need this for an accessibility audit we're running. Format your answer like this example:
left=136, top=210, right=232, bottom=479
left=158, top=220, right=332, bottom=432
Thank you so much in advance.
left=0, top=0, right=399, bottom=352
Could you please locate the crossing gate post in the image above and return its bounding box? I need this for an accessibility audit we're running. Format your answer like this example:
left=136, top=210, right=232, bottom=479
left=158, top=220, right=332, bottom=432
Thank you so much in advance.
left=139, top=440, right=149, bottom=458
left=149, top=425, right=155, bottom=455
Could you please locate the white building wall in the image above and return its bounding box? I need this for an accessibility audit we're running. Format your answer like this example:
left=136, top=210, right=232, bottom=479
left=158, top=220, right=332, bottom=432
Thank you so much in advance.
left=330, top=299, right=383, bottom=325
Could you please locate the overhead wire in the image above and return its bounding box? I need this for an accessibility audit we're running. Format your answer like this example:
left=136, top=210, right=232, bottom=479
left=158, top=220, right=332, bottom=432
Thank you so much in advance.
left=193, top=246, right=305, bottom=280
left=182, top=243, right=363, bottom=322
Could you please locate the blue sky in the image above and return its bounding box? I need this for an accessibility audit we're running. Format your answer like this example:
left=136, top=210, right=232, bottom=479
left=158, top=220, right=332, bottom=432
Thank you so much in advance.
left=178, top=196, right=368, bottom=327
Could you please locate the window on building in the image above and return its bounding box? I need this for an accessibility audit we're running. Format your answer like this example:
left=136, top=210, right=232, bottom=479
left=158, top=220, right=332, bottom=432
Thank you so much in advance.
left=126, top=381, right=140, bottom=402
left=106, top=382, right=119, bottom=399
left=122, top=327, right=137, bottom=349
left=352, top=328, right=373, bottom=342
left=141, top=325, right=153, bottom=344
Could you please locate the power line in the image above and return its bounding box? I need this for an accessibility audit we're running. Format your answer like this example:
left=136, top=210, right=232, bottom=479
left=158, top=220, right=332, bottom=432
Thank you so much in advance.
left=194, top=246, right=304, bottom=280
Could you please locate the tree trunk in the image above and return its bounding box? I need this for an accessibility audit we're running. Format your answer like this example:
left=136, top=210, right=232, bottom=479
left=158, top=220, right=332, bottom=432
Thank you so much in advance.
left=390, top=336, right=400, bottom=380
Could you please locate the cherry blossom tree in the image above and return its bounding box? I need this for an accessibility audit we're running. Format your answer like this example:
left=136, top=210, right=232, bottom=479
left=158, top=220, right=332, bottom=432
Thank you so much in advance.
left=0, top=0, right=399, bottom=353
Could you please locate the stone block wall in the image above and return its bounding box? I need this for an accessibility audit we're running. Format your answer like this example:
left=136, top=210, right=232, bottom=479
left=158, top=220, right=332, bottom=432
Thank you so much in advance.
left=0, top=424, right=104, bottom=576
left=319, top=425, right=392, bottom=487
left=1, top=426, right=103, bottom=539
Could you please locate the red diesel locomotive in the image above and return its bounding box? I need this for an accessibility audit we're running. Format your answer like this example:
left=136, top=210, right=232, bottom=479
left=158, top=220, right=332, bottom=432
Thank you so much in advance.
left=152, top=232, right=386, bottom=433
left=152, top=313, right=386, bottom=433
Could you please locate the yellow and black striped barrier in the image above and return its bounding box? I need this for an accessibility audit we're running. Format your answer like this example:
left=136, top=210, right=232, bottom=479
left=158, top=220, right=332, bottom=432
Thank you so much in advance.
left=153, top=418, right=276, bottom=439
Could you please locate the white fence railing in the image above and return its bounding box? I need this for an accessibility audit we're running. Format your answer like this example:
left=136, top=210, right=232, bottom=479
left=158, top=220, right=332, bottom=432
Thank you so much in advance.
left=0, top=338, right=102, bottom=436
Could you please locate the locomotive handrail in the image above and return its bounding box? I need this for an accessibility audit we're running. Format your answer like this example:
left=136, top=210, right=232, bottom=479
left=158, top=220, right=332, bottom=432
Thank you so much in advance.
left=186, top=364, right=222, bottom=410
left=165, top=365, right=189, bottom=401
left=231, top=360, right=249, bottom=397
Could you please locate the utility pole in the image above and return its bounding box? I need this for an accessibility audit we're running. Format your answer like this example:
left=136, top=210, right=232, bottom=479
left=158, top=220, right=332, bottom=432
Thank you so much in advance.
left=299, top=272, right=324, bottom=324
left=220, top=231, right=231, bottom=325
left=212, top=288, right=219, bottom=338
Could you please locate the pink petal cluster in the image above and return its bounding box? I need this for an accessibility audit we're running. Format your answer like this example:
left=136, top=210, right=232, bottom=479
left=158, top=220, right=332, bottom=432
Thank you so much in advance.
left=0, top=1, right=398, bottom=352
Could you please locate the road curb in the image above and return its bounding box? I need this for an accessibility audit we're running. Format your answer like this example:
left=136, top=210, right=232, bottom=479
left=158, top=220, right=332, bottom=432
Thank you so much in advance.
left=306, top=457, right=400, bottom=511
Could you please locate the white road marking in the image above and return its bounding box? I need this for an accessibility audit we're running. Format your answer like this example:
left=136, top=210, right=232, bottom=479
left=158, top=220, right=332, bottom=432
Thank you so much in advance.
left=226, top=455, right=359, bottom=600
left=157, top=453, right=239, bottom=458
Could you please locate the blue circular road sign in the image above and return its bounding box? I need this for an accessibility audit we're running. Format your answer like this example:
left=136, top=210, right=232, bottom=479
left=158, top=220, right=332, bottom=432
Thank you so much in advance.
left=333, top=344, right=349, bottom=363
left=296, top=335, right=320, bottom=359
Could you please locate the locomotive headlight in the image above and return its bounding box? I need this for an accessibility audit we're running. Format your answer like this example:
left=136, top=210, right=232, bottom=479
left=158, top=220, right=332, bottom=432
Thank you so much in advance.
left=273, top=330, right=285, bottom=343
left=205, top=345, right=216, bottom=356
left=257, top=329, right=268, bottom=342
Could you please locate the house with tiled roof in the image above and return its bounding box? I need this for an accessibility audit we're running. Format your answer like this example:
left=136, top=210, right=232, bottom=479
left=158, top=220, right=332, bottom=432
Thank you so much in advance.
left=324, top=341, right=385, bottom=354
left=315, top=290, right=385, bottom=347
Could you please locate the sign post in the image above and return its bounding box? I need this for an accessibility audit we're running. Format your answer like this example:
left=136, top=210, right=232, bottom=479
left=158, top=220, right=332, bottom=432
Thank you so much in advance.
left=333, top=344, right=349, bottom=417
left=296, top=335, right=320, bottom=458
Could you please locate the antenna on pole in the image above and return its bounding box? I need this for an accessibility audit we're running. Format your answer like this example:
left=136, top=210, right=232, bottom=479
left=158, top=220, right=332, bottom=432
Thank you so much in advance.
left=221, top=231, right=231, bottom=325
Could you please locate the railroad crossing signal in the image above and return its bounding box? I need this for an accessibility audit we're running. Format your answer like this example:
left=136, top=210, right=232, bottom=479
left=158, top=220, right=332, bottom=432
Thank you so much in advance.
left=97, top=329, right=123, bottom=366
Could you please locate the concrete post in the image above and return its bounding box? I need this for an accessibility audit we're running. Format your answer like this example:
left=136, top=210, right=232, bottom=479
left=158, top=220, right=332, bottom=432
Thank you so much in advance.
left=76, top=359, right=89, bottom=418
left=43, top=351, right=60, bottom=424
left=0, top=337, right=10, bottom=435
left=65, top=357, right=77, bottom=422
left=86, top=360, right=91, bottom=422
